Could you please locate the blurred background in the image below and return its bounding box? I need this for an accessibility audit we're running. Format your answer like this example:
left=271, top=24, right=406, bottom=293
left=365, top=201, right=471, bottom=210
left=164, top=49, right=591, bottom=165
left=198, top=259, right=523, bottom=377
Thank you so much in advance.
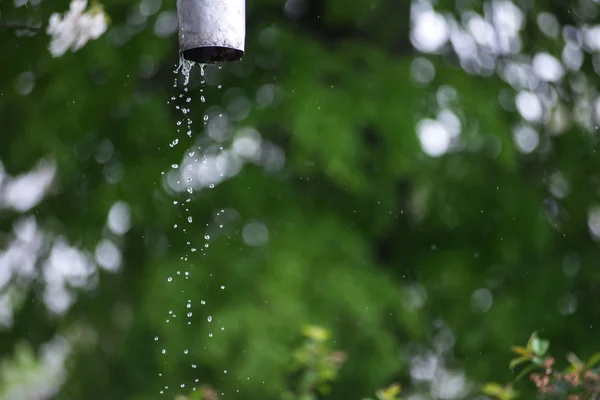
left=1, top=0, right=600, bottom=399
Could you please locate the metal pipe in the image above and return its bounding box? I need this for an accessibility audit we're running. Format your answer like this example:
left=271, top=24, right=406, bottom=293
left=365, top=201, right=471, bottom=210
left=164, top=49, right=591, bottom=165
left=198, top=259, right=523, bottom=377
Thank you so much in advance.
left=177, top=0, right=245, bottom=64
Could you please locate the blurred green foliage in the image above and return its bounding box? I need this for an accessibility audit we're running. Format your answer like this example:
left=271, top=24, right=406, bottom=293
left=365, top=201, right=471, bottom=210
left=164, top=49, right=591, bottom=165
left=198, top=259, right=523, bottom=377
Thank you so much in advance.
left=1, top=0, right=600, bottom=399
left=176, top=326, right=405, bottom=400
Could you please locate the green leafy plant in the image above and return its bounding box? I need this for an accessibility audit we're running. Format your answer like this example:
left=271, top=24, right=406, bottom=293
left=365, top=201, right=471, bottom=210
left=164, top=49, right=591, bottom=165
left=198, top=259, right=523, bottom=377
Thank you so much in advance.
left=175, top=328, right=600, bottom=400
left=281, top=325, right=347, bottom=400
left=363, top=383, right=405, bottom=400
left=484, top=332, right=600, bottom=399
left=175, top=326, right=409, bottom=400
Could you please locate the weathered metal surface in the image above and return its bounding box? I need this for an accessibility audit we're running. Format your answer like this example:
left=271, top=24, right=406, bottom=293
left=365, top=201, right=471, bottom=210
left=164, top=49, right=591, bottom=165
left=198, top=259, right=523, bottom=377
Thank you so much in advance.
left=177, top=0, right=245, bottom=64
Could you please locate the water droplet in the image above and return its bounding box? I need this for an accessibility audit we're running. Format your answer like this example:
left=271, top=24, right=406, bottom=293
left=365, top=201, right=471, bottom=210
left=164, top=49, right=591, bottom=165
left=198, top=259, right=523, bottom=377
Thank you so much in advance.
left=184, top=349, right=189, bottom=354
left=154, top=336, right=159, bottom=341
left=208, top=333, right=213, bottom=337
left=200, top=95, right=205, bottom=102
left=204, top=235, right=210, bottom=240
left=171, top=164, right=179, bottom=169
left=167, top=277, right=173, bottom=282
left=201, top=300, right=206, bottom=305
left=203, top=115, right=209, bottom=121
left=188, top=216, right=193, bottom=223
left=187, top=312, right=192, bottom=317
left=162, top=349, right=167, bottom=354
left=207, top=316, right=212, bottom=322
left=187, top=187, right=193, bottom=194
left=209, top=183, right=215, bottom=188
left=220, top=285, right=225, bottom=289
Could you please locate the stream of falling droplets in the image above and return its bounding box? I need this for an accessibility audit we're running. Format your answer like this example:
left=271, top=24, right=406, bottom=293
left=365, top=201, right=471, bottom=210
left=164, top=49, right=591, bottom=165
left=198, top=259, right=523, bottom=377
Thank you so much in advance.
left=157, top=56, right=215, bottom=397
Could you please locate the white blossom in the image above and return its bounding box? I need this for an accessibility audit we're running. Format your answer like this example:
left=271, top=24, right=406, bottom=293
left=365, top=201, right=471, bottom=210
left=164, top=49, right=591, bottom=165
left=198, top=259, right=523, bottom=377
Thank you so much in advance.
left=46, top=0, right=108, bottom=58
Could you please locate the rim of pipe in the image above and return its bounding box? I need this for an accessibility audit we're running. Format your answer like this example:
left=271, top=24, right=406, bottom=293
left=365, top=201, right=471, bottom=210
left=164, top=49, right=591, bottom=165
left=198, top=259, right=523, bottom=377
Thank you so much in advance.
left=181, top=47, right=244, bottom=64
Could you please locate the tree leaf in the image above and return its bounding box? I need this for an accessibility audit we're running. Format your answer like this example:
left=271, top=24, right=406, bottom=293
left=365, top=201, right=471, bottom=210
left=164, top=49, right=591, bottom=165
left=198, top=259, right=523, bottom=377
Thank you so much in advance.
left=586, top=352, right=600, bottom=369
left=511, top=346, right=530, bottom=357
left=515, top=364, right=539, bottom=382
left=531, top=337, right=550, bottom=357
left=482, top=382, right=505, bottom=396
left=509, top=356, right=530, bottom=370
left=567, top=352, right=584, bottom=370
left=482, top=383, right=519, bottom=400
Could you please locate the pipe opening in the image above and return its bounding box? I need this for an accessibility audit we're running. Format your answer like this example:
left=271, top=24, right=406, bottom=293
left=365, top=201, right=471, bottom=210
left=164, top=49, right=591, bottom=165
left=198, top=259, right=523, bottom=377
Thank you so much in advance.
left=181, top=47, right=244, bottom=64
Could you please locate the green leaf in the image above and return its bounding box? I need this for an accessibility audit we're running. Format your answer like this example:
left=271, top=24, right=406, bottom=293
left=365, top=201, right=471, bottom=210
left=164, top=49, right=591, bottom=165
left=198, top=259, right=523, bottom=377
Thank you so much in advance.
left=531, top=337, right=550, bottom=357
left=482, top=383, right=505, bottom=396
left=525, top=332, right=538, bottom=352
left=567, top=352, right=584, bottom=369
left=509, top=356, right=530, bottom=370
left=586, top=352, right=600, bottom=368
left=482, top=383, right=519, bottom=400
left=515, top=364, right=539, bottom=382
left=511, top=346, right=530, bottom=357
